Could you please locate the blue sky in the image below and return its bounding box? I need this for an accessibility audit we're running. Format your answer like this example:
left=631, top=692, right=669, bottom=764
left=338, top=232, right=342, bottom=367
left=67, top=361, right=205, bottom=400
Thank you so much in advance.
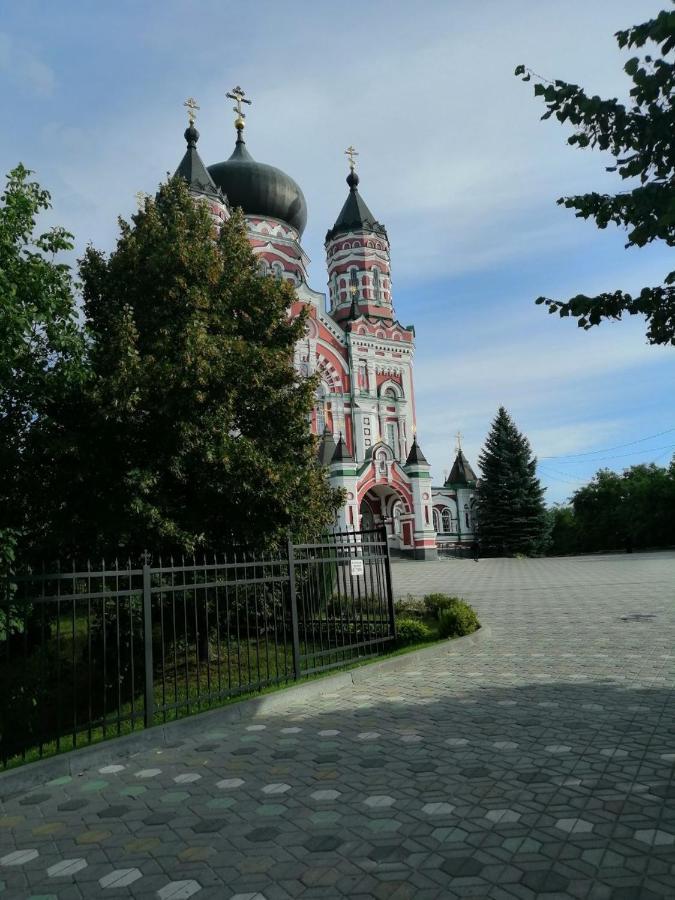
left=2, top=0, right=673, bottom=503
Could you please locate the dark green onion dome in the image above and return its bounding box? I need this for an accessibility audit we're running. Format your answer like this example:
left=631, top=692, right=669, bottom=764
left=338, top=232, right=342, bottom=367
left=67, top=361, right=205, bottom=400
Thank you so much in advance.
left=208, top=134, right=307, bottom=236
left=325, top=169, right=387, bottom=242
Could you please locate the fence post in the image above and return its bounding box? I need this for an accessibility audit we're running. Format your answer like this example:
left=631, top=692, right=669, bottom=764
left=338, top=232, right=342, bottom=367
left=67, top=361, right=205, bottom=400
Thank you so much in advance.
left=142, top=555, right=155, bottom=728
left=286, top=537, right=301, bottom=680
left=381, top=525, right=397, bottom=639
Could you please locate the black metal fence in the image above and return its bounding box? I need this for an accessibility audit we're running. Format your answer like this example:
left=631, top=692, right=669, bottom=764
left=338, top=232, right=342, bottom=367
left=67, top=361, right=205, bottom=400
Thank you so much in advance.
left=437, top=543, right=473, bottom=559
left=0, top=528, right=395, bottom=768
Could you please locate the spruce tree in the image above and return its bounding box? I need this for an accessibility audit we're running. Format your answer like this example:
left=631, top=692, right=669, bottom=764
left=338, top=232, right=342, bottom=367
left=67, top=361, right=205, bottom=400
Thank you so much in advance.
left=475, top=407, right=548, bottom=556
left=46, top=177, right=341, bottom=557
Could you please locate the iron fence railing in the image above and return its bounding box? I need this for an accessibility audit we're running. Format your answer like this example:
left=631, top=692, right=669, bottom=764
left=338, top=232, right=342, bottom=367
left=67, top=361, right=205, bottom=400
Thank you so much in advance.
left=437, top=543, right=473, bottom=559
left=0, top=528, right=395, bottom=768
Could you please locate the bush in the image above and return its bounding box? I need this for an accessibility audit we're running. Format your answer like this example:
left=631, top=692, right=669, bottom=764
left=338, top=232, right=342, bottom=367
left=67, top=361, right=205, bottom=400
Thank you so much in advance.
left=423, top=593, right=462, bottom=617
left=395, top=617, right=433, bottom=644
left=394, top=594, right=426, bottom=619
left=438, top=601, right=480, bottom=638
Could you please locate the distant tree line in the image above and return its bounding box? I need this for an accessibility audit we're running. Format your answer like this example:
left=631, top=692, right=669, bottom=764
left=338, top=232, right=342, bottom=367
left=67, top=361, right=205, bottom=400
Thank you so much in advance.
left=548, top=460, right=675, bottom=555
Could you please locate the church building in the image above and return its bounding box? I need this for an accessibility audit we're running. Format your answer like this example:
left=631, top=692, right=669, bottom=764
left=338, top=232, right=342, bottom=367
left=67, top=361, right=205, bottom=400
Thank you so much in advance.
left=172, top=90, right=477, bottom=558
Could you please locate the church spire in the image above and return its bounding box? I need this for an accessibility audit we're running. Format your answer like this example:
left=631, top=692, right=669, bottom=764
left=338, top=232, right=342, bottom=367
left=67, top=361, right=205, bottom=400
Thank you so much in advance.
left=173, top=97, right=224, bottom=202
left=445, top=435, right=478, bottom=487
left=325, top=148, right=394, bottom=325
left=326, top=148, right=386, bottom=242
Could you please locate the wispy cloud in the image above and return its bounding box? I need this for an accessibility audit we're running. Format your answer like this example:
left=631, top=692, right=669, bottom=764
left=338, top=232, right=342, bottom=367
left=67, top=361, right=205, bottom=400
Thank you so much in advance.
left=2, top=0, right=671, bottom=508
left=0, top=33, right=55, bottom=98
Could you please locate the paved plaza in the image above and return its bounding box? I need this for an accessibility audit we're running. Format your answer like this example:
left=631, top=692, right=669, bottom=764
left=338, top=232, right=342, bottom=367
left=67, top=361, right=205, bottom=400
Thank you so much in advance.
left=1, top=552, right=675, bottom=899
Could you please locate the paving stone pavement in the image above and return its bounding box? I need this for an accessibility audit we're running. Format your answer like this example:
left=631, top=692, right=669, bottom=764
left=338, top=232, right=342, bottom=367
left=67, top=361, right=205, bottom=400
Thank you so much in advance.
left=1, top=552, right=675, bottom=899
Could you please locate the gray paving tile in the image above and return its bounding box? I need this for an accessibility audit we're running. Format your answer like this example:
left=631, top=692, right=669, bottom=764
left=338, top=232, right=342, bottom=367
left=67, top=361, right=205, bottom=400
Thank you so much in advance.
left=2, top=553, right=675, bottom=897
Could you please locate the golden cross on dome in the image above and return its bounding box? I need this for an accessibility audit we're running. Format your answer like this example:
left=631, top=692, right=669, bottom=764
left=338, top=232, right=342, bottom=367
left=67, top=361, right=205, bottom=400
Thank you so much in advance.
left=455, top=430, right=463, bottom=452
left=344, top=145, right=359, bottom=171
left=183, top=97, right=200, bottom=125
left=227, top=85, right=252, bottom=129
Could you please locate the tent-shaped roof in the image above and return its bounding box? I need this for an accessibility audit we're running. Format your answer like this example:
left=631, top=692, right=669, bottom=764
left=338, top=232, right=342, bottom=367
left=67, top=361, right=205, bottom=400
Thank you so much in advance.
left=174, top=124, right=224, bottom=202
left=316, top=427, right=338, bottom=466
left=405, top=436, right=429, bottom=466
left=445, top=450, right=478, bottom=486
left=332, top=434, right=353, bottom=463
left=325, top=171, right=387, bottom=242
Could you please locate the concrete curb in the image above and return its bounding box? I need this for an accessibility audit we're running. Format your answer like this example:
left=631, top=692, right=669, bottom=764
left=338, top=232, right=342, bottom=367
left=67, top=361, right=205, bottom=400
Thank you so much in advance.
left=0, top=625, right=490, bottom=799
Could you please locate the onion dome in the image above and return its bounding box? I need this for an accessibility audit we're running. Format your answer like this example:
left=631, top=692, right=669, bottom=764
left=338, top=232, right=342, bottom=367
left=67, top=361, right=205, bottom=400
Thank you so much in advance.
left=208, top=132, right=307, bottom=235
left=174, top=123, right=224, bottom=202
left=325, top=168, right=387, bottom=242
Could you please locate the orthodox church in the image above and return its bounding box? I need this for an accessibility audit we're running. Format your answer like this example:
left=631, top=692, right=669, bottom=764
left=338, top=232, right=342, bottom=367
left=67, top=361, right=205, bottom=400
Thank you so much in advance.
left=172, top=90, right=477, bottom=558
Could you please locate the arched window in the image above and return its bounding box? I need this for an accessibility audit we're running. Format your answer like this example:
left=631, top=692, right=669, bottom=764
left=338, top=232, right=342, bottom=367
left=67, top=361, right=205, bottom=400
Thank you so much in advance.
left=383, top=386, right=397, bottom=401
left=314, top=384, right=327, bottom=433
left=441, top=508, right=452, bottom=532
left=372, top=267, right=382, bottom=303
left=350, top=268, right=359, bottom=297
left=272, top=262, right=283, bottom=280
left=464, top=504, right=471, bottom=529
left=433, top=508, right=441, bottom=532
left=257, top=259, right=268, bottom=276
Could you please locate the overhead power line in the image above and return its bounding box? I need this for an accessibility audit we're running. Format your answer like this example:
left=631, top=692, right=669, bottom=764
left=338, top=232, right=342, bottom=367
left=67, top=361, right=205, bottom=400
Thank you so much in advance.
left=537, top=470, right=588, bottom=487
left=541, top=442, right=675, bottom=466
left=539, top=427, right=675, bottom=460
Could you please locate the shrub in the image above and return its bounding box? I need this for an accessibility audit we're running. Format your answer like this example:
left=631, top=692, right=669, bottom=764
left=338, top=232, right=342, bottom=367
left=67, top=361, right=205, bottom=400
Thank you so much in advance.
left=438, top=601, right=480, bottom=639
left=394, top=594, right=426, bottom=619
left=423, top=593, right=462, bottom=617
left=395, top=617, right=432, bottom=644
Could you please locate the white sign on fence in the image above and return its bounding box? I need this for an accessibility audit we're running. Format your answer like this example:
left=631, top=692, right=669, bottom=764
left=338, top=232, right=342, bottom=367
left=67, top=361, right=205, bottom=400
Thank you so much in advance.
left=350, top=558, right=364, bottom=577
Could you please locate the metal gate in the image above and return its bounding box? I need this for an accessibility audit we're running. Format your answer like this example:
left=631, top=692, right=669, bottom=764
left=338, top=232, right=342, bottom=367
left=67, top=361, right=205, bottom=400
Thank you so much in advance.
left=289, top=527, right=397, bottom=676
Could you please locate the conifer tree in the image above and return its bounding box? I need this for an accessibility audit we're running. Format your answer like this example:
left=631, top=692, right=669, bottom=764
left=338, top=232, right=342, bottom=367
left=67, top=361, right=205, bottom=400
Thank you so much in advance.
left=475, top=407, right=548, bottom=556
left=47, top=177, right=341, bottom=557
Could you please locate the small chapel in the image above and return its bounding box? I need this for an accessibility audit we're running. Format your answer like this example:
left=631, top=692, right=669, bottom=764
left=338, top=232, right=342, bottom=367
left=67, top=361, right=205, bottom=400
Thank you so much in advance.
left=172, top=90, right=477, bottom=558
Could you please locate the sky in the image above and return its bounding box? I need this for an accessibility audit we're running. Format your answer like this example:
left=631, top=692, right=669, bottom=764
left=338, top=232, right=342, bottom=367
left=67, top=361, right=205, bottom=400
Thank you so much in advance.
left=2, top=0, right=673, bottom=503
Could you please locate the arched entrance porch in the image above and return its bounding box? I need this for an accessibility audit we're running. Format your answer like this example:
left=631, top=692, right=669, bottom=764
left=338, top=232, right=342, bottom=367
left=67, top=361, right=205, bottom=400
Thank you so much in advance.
left=359, top=485, right=414, bottom=552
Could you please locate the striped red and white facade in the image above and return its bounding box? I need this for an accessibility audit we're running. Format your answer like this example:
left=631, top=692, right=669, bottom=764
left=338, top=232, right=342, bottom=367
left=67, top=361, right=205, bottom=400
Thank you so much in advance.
left=175, top=115, right=476, bottom=558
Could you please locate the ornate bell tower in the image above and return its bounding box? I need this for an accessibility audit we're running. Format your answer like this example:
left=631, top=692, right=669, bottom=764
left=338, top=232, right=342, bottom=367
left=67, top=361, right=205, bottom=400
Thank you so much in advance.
left=325, top=147, right=394, bottom=324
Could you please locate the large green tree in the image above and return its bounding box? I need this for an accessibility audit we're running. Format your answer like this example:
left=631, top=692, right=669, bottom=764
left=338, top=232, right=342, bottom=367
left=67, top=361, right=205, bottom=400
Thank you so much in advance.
left=42, top=178, right=341, bottom=558
left=475, top=407, right=548, bottom=556
left=0, top=165, right=84, bottom=568
left=516, top=7, right=675, bottom=345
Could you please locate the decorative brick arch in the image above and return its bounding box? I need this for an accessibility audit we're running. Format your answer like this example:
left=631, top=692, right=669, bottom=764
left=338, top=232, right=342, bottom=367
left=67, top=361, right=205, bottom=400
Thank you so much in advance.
left=357, top=475, right=413, bottom=514
left=316, top=356, right=342, bottom=394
